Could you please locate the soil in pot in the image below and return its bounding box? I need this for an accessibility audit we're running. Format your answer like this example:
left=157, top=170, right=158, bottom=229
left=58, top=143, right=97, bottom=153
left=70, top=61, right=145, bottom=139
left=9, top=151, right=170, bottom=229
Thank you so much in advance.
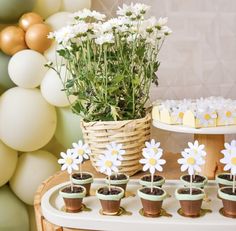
left=72, top=172, right=93, bottom=196
left=60, top=186, right=85, bottom=213
left=140, top=174, right=164, bottom=187
left=217, top=174, right=233, bottom=188
left=220, top=187, right=236, bottom=217
left=97, top=187, right=123, bottom=215
left=178, top=188, right=203, bottom=217
left=109, top=174, right=129, bottom=191
left=139, top=187, right=165, bottom=217
left=182, top=175, right=205, bottom=183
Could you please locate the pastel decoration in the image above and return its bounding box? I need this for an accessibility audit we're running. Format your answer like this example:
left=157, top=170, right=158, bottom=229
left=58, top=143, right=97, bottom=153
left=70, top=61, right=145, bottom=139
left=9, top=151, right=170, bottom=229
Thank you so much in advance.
left=19, top=12, right=43, bottom=31
left=0, top=140, right=18, bottom=187
left=25, top=23, right=52, bottom=53
left=104, top=142, right=125, bottom=161
left=8, top=49, right=48, bottom=88
left=0, top=185, right=29, bottom=231
left=151, top=105, right=161, bottom=121
left=42, top=136, right=65, bottom=158
left=10, top=150, right=60, bottom=205
left=60, top=0, right=91, bottom=12
left=33, top=0, right=61, bottom=19
left=0, top=26, right=27, bottom=55
left=44, top=42, right=66, bottom=65
left=27, top=206, right=37, bottom=231
left=0, top=0, right=36, bottom=23
left=0, top=87, right=57, bottom=152
left=45, top=12, right=71, bottom=31
left=0, top=51, right=15, bottom=93
left=40, top=67, right=76, bottom=107
left=217, top=109, right=236, bottom=126
left=55, top=107, right=82, bottom=148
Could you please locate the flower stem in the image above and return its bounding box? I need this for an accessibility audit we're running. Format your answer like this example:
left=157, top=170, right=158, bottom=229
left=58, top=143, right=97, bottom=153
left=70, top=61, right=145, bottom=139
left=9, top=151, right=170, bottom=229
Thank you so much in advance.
left=70, top=173, right=73, bottom=192
left=151, top=173, right=154, bottom=193
left=233, top=175, right=236, bottom=193
left=108, top=175, right=111, bottom=192
left=190, top=174, right=193, bottom=195
left=80, top=163, right=82, bottom=178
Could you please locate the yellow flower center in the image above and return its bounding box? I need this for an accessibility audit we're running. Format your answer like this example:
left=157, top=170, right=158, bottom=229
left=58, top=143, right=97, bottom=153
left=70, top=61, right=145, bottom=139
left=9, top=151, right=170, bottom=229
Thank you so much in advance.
left=77, top=149, right=84, bottom=155
left=105, top=160, right=112, bottom=168
left=226, top=111, right=232, bottom=118
left=187, top=157, right=195, bottom=165
left=178, top=112, right=184, bottom=119
left=111, top=149, right=118, bottom=155
left=204, top=114, right=211, bottom=120
left=149, top=158, right=157, bottom=166
left=152, top=147, right=158, bottom=153
left=231, top=157, right=236, bottom=165
left=193, top=149, right=198, bottom=155
left=65, top=157, right=73, bottom=165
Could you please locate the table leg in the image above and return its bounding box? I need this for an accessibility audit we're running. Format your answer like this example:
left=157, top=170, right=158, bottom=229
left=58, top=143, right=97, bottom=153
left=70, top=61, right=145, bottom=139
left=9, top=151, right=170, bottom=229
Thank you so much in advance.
left=194, top=134, right=224, bottom=179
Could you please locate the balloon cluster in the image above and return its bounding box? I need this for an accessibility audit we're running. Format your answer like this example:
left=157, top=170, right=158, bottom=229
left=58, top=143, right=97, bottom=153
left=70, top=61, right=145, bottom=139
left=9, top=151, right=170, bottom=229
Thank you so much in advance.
left=0, top=0, right=91, bottom=230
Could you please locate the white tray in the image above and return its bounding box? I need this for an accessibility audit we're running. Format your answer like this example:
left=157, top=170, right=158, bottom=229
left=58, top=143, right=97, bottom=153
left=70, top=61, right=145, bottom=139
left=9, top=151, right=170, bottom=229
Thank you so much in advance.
left=41, top=179, right=236, bottom=231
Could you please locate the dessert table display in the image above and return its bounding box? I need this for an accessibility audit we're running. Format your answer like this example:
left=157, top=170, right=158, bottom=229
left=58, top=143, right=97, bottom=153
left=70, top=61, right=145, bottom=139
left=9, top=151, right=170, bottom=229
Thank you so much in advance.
left=152, top=97, right=236, bottom=178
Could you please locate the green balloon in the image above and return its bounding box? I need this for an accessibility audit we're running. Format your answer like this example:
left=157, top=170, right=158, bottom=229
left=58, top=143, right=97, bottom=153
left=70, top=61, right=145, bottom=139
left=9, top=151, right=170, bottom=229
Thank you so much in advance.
left=0, top=185, right=29, bottom=231
left=0, top=51, right=15, bottom=92
left=55, top=107, right=83, bottom=149
left=0, top=0, right=36, bottom=23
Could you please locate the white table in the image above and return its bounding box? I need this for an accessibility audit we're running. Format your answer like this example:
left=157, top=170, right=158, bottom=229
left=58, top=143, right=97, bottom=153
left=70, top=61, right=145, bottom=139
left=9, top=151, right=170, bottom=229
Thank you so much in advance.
left=153, top=120, right=236, bottom=178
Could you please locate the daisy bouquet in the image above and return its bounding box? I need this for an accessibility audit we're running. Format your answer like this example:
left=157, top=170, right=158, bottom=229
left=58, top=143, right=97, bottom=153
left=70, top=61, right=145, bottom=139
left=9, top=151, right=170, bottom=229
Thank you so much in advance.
left=178, top=141, right=206, bottom=194
left=48, top=3, right=171, bottom=122
left=220, top=140, right=236, bottom=193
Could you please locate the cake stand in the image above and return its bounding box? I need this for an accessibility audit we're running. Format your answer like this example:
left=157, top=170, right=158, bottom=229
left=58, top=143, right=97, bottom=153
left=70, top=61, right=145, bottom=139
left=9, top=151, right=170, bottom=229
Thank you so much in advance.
left=153, top=120, right=236, bottom=179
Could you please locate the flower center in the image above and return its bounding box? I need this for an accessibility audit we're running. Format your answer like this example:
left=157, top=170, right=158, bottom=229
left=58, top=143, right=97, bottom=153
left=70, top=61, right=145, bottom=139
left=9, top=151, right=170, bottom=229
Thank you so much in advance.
left=178, top=112, right=184, bottom=119
left=77, top=149, right=84, bottom=155
left=149, top=158, right=157, bottom=166
left=65, top=157, right=73, bottom=165
left=105, top=160, right=112, bottom=168
left=226, top=111, right=232, bottom=118
left=111, top=149, right=118, bottom=155
left=187, top=157, right=195, bottom=165
left=204, top=114, right=211, bottom=120
left=231, top=157, right=236, bottom=165
left=193, top=149, right=198, bottom=155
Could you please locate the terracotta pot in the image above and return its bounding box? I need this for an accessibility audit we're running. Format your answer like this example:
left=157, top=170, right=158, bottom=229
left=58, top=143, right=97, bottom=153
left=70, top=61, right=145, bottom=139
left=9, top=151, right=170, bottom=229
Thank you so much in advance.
left=180, top=174, right=208, bottom=188
left=137, top=186, right=167, bottom=217
left=59, top=185, right=86, bottom=213
left=175, top=187, right=205, bottom=217
left=72, top=172, right=93, bottom=196
left=216, top=173, right=233, bottom=188
left=139, top=174, right=165, bottom=188
left=105, top=173, right=129, bottom=192
left=96, top=186, right=124, bottom=215
left=218, top=187, right=236, bottom=218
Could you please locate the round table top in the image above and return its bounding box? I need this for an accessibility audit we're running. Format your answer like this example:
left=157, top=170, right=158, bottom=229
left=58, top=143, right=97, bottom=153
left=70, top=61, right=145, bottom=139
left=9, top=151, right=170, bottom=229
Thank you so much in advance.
left=152, top=120, right=236, bottom=135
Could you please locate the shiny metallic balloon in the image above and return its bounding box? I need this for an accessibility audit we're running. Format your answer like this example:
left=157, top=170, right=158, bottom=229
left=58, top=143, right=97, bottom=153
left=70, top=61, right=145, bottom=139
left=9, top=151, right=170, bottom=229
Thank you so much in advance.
left=19, top=12, right=43, bottom=31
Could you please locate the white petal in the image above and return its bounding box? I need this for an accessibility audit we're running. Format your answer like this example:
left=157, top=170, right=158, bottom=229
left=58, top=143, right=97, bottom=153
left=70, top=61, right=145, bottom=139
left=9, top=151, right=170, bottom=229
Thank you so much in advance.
left=150, top=166, right=155, bottom=174
left=194, top=165, right=201, bottom=172
left=181, top=164, right=188, bottom=172
left=224, top=163, right=231, bottom=171
left=61, top=164, right=67, bottom=171
left=140, top=159, right=147, bottom=164
left=72, top=163, right=79, bottom=170
left=106, top=168, right=112, bottom=176
left=112, top=166, right=118, bottom=172
left=158, top=159, right=166, bottom=165
left=67, top=166, right=72, bottom=174
left=188, top=166, right=194, bottom=175
left=143, top=163, right=150, bottom=172
left=60, top=152, right=67, bottom=159
left=58, top=159, right=65, bottom=164
left=143, top=151, right=151, bottom=159
left=155, top=164, right=163, bottom=172
left=178, top=158, right=185, bottom=164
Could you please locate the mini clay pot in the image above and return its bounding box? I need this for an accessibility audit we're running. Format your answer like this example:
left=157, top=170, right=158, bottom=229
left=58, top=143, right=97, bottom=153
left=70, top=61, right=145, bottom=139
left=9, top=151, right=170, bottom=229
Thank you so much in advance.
left=72, top=172, right=93, bottom=196
left=218, top=187, right=236, bottom=218
left=59, top=185, right=86, bottom=213
left=216, top=173, right=233, bottom=188
left=96, top=186, right=124, bottom=215
left=175, top=187, right=205, bottom=217
left=139, top=174, right=165, bottom=188
left=137, top=186, right=167, bottom=217
left=105, top=173, right=129, bottom=192
left=180, top=174, right=208, bottom=188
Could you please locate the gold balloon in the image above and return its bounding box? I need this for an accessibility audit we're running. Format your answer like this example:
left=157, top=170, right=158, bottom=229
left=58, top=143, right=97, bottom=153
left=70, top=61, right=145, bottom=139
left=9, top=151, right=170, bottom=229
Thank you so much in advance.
left=25, top=23, right=52, bottom=53
left=19, top=12, right=43, bottom=31
left=0, top=26, right=27, bottom=56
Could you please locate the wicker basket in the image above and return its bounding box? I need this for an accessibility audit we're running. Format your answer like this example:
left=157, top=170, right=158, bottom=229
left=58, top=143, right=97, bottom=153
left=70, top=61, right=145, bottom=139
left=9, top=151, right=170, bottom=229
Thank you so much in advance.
left=80, top=113, right=151, bottom=176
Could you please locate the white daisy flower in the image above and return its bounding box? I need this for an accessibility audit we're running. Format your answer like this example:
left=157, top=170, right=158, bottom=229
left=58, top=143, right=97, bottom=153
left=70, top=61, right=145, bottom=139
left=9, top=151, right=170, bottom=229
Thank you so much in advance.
left=184, top=140, right=206, bottom=158
left=71, top=140, right=91, bottom=163
left=53, top=25, right=76, bottom=44
left=96, top=154, right=121, bottom=176
left=58, top=149, right=80, bottom=174
left=220, top=146, right=236, bottom=175
left=140, top=149, right=166, bottom=174
left=95, top=33, right=114, bottom=45
left=105, top=142, right=125, bottom=160
left=72, top=9, right=106, bottom=21
left=218, top=108, right=236, bottom=125
left=156, top=17, right=168, bottom=28
left=196, top=108, right=217, bottom=126
left=143, top=139, right=163, bottom=155
left=178, top=151, right=205, bottom=175
left=171, top=105, right=187, bottom=123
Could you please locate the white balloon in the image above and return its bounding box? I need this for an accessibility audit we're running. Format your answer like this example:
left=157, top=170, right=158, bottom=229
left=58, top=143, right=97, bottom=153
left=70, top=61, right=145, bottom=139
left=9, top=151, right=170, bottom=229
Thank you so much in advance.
left=41, top=67, right=76, bottom=107
left=8, top=49, right=48, bottom=89
left=0, top=87, right=57, bottom=152
left=0, top=140, right=18, bottom=187
left=60, top=0, right=91, bottom=12
left=33, top=0, right=61, bottom=19
left=45, top=11, right=72, bottom=31
left=10, top=150, right=60, bottom=205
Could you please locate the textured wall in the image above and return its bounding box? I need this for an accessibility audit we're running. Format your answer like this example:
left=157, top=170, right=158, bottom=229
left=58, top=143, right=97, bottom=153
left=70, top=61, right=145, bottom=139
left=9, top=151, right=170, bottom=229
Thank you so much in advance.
left=92, top=0, right=236, bottom=152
